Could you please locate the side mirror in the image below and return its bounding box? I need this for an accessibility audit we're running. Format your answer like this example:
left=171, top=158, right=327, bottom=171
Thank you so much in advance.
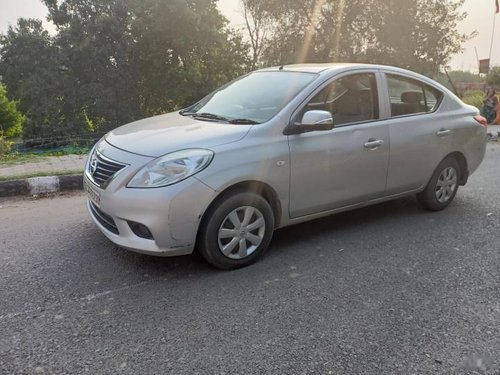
left=301, top=110, right=334, bottom=126
left=285, top=110, right=334, bottom=135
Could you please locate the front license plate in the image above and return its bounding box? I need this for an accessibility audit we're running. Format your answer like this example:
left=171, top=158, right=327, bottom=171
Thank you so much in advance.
left=85, top=180, right=101, bottom=207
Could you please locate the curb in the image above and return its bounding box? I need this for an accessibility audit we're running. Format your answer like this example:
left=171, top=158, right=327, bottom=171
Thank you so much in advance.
left=0, top=175, right=83, bottom=198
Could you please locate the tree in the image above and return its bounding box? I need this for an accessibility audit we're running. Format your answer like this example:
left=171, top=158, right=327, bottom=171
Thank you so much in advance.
left=0, top=0, right=249, bottom=141
left=241, top=0, right=274, bottom=70
left=42, top=0, right=141, bottom=132
left=486, top=66, right=500, bottom=87
left=249, top=0, right=471, bottom=76
left=0, top=83, right=25, bottom=137
left=131, top=0, right=249, bottom=115
left=433, top=70, right=484, bottom=92
left=365, top=0, right=471, bottom=76
left=0, top=19, right=71, bottom=140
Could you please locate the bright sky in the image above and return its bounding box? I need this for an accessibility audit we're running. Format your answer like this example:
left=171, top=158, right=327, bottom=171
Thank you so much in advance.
left=1, top=0, right=499, bottom=72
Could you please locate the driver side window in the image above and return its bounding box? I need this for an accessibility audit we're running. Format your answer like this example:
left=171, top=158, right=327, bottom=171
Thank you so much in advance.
left=303, top=73, right=379, bottom=127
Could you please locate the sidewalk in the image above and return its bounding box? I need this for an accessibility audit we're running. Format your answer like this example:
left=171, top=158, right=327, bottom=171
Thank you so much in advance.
left=0, top=154, right=87, bottom=180
left=0, top=154, right=87, bottom=197
left=486, top=124, right=500, bottom=140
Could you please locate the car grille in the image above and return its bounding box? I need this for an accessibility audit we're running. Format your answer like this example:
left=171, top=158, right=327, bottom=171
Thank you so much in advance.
left=88, top=151, right=127, bottom=188
left=89, top=202, right=119, bottom=235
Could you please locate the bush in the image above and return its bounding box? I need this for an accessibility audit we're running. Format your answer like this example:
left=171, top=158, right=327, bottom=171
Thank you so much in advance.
left=0, top=133, right=13, bottom=158
left=461, top=90, right=484, bottom=110
left=0, top=84, right=25, bottom=138
left=486, top=66, right=500, bottom=87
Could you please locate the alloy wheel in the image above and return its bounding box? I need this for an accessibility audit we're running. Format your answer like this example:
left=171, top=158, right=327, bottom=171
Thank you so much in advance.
left=217, top=206, right=266, bottom=259
left=435, top=166, right=458, bottom=203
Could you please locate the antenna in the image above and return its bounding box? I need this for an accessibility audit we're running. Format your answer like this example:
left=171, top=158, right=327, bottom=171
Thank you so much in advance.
left=444, top=68, right=459, bottom=97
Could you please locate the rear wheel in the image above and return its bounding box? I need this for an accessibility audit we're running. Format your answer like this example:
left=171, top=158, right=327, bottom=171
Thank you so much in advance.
left=417, top=157, right=460, bottom=211
left=197, top=192, right=274, bottom=270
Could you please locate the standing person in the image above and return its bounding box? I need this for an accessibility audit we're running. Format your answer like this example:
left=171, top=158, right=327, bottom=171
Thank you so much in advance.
left=481, top=88, right=498, bottom=124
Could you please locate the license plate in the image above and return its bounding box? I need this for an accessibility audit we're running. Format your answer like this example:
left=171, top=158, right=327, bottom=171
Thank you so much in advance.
left=85, top=180, right=101, bottom=207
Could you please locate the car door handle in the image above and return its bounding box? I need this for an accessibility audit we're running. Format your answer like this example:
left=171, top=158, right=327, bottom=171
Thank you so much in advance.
left=364, top=139, right=384, bottom=149
left=436, top=129, right=451, bottom=137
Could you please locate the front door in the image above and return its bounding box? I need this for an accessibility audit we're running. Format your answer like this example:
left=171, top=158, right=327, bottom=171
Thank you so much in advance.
left=288, top=72, right=390, bottom=218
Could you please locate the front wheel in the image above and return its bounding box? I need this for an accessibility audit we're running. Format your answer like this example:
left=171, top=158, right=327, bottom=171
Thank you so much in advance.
left=417, top=157, right=461, bottom=211
left=197, top=192, right=275, bottom=270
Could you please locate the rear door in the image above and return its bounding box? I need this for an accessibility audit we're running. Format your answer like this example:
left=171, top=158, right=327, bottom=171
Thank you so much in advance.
left=380, top=72, right=448, bottom=195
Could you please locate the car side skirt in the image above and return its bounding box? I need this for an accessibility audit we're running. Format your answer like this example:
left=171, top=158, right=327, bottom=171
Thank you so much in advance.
left=282, top=188, right=423, bottom=228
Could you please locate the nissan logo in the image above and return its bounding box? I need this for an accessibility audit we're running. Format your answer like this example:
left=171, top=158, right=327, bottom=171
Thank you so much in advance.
left=90, top=158, right=98, bottom=175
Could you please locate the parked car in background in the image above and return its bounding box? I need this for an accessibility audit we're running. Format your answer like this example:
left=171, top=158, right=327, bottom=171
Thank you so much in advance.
left=84, top=64, right=487, bottom=269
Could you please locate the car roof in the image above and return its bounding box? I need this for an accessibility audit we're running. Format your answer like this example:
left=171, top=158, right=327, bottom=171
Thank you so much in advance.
left=258, top=63, right=463, bottom=110
left=258, top=63, right=455, bottom=96
left=259, top=63, right=363, bottom=74
left=258, top=63, right=422, bottom=77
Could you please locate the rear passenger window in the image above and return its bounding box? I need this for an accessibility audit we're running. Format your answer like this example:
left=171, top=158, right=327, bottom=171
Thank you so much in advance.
left=386, top=74, right=443, bottom=117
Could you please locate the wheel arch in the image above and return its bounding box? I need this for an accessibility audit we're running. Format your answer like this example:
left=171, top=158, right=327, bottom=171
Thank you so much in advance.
left=444, top=151, right=469, bottom=185
left=200, top=180, right=282, bottom=229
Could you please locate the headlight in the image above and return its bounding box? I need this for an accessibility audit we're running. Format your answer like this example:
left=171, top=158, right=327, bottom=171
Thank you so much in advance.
left=127, top=149, right=214, bottom=188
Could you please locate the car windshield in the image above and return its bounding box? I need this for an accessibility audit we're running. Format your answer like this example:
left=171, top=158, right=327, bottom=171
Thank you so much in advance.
left=184, top=71, right=318, bottom=124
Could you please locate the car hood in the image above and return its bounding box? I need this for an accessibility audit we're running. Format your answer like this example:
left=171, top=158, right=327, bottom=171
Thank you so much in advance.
left=105, top=112, right=252, bottom=157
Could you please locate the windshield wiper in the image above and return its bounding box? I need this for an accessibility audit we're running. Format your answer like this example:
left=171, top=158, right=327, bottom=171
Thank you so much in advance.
left=191, top=112, right=229, bottom=122
left=228, top=118, right=260, bottom=125
left=181, top=111, right=259, bottom=125
left=179, top=109, right=193, bottom=116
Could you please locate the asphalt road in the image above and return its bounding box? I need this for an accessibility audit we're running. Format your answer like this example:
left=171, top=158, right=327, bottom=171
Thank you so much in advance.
left=1, top=144, right=499, bottom=375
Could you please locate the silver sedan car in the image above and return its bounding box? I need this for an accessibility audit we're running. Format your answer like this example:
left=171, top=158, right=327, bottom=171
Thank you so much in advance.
left=84, top=64, right=487, bottom=269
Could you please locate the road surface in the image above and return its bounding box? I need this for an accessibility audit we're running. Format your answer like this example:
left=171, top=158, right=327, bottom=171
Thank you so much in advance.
left=1, top=144, right=499, bottom=374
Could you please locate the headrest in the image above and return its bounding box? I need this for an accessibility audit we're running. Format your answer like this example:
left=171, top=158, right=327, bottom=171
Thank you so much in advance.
left=401, top=91, right=423, bottom=104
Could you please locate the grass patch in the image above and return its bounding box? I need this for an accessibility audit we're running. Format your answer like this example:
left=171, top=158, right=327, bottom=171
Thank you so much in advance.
left=1, top=150, right=88, bottom=165
left=1, top=153, right=51, bottom=165
left=0, top=144, right=90, bottom=165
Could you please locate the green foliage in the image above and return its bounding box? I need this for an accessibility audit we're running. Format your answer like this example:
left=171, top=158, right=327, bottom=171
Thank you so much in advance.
left=0, top=0, right=474, bottom=144
left=366, top=0, right=471, bottom=76
left=241, top=0, right=274, bottom=70
left=486, top=66, right=500, bottom=87
left=446, top=70, right=484, bottom=83
left=42, top=0, right=142, bottom=132
left=0, top=0, right=249, bottom=141
left=461, top=90, right=484, bottom=110
left=0, top=132, right=13, bottom=158
left=250, top=0, right=471, bottom=76
left=0, top=19, right=81, bottom=140
left=2, top=143, right=90, bottom=164
left=130, top=0, right=249, bottom=115
left=0, top=83, right=25, bottom=137
left=433, top=70, right=484, bottom=91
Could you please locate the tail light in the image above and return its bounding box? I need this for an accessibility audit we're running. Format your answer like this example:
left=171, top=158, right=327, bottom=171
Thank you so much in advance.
left=473, top=115, right=488, bottom=129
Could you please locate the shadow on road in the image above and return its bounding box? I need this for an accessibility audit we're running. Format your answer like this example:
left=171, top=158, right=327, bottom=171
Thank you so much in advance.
left=88, top=195, right=428, bottom=275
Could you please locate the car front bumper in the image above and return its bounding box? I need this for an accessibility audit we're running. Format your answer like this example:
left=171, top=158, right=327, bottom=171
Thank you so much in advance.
left=84, top=144, right=217, bottom=257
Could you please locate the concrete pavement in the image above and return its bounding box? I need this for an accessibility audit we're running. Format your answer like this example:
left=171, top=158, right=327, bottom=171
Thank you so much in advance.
left=0, top=154, right=86, bottom=180
left=0, top=154, right=87, bottom=197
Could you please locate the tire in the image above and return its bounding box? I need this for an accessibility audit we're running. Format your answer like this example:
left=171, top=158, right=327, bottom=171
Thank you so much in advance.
left=197, top=192, right=275, bottom=270
left=417, top=157, right=461, bottom=211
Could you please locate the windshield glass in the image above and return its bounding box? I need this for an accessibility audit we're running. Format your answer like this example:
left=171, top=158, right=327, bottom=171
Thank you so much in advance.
left=187, top=71, right=318, bottom=123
